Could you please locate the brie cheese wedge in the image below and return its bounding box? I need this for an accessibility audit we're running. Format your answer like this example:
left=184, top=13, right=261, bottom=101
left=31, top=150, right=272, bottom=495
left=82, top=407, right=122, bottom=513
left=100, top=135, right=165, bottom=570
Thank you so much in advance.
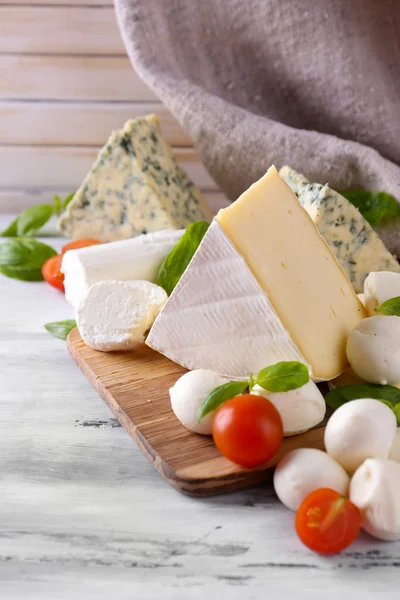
left=147, top=166, right=366, bottom=381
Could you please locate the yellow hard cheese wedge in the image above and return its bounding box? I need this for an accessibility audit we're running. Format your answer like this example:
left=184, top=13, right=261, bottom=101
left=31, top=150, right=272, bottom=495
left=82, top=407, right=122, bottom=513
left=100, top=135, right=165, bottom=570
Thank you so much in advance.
left=147, top=166, right=366, bottom=381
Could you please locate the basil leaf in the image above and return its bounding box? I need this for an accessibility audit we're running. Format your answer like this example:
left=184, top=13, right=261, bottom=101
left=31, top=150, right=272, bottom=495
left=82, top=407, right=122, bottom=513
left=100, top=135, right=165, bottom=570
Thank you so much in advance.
left=1, top=216, right=19, bottom=237
left=45, top=319, right=77, bottom=340
left=255, top=361, right=309, bottom=392
left=63, top=192, right=75, bottom=209
left=157, top=221, right=209, bottom=295
left=16, top=204, right=54, bottom=237
left=197, top=380, right=249, bottom=422
left=0, top=238, right=57, bottom=281
left=53, top=195, right=62, bottom=217
left=393, top=404, right=400, bottom=426
left=341, top=190, right=400, bottom=226
left=375, top=296, right=400, bottom=316
left=325, top=383, right=400, bottom=411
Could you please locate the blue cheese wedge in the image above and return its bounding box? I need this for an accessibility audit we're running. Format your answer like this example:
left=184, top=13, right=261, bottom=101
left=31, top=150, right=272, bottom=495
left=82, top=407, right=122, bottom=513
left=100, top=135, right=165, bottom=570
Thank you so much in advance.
left=58, top=115, right=212, bottom=241
left=279, top=166, right=400, bottom=293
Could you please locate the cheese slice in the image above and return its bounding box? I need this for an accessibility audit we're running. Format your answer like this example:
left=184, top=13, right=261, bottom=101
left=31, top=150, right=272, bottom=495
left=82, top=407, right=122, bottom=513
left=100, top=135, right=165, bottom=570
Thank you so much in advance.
left=61, top=229, right=184, bottom=309
left=280, top=166, right=400, bottom=293
left=147, top=166, right=366, bottom=381
left=58, top=115, right=212, bottom=242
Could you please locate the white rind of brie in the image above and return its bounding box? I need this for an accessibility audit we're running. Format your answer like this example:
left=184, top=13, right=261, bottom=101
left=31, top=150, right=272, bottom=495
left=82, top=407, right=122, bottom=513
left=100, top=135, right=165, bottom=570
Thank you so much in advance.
left=146, top=220, right=312, bottom=380
left=61, top=229, right=183, bottom=309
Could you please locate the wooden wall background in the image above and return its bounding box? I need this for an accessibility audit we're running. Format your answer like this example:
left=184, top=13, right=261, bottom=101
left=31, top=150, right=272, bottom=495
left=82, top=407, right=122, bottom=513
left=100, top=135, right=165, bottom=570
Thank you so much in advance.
left=0, top=0, right=225, bottom=214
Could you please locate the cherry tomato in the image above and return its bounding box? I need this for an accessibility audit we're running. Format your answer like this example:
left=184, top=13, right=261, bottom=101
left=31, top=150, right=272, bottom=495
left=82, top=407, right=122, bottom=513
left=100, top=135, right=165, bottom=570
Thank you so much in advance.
left=42, top=254, right=64, bottom=292
left=295, top=488, right=361, bottom=555
left=61, top=238, right=101, bottom=254
left=212, top=394, right=283, bottom=468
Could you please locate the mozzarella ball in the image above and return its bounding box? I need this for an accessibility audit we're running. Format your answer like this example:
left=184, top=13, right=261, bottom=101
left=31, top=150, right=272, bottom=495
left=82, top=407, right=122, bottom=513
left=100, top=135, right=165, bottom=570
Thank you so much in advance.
left=273, top=448, right=349, bottom=511
left=169, top=369, right=229, bottom=435
left=252, top=381, right=326, bottom=436
left=364, top=271, right=400, bottom=316
left=350, top=458, right=400, bottom=541
left=389, top=428, right=400, bottom=463
left=324, top=399, right=397, bottom=473
left=346, top=315, right=400, bottom=385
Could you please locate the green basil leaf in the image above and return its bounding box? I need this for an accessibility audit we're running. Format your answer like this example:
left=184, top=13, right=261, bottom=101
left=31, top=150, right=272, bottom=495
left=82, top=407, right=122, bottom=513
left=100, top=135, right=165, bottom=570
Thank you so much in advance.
left=255, top=361, right=309, bottom=392
left=341, top=190, right=400, bottom=226
left=0, top=238, right=57, bottom=281
left=63, top=192, right=75, bottom=209
left=325, top=383, right=400, bottom=411
left=393, top=403, right=400, bottom=426
left=157, top=221, right=209, bottom=295
left=375, top=296, right=400, bottom=316
left=197, top=380, right=249, bottom=422
left=53, top=195, right=62, bottom=217
left=45, top=319, right=77, bottom=340
left=16, top=204, right=54, bottom=236
left=1, top=216, right=19, bottom=237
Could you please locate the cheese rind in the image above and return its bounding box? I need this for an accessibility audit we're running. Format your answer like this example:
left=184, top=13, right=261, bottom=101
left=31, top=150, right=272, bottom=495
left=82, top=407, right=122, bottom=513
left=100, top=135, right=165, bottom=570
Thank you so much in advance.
left=217, top=166, right=366, bottom=381
left=58, top=115, right=212, bottom=241
left=280, top=166, right=400, bottom=293
left=61, top=229, right=184, bottom=309
left=146, top=219, right=311, bottom=380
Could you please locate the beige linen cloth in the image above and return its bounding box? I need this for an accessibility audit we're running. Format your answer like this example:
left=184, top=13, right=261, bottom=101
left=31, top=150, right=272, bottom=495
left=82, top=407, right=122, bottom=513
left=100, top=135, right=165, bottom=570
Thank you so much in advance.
left=115, top=0, right=400, bottom=253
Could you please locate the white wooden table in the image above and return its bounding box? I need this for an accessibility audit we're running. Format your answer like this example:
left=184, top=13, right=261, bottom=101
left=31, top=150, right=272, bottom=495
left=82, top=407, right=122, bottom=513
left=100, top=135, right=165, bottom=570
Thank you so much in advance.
left=1, top=215, right=399, bottom=599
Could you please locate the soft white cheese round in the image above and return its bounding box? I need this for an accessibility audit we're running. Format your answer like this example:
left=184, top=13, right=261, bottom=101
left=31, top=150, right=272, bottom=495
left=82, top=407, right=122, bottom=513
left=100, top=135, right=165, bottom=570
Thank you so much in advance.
left=169, top=369, right=229, bottom=435
left=61, top=229, right=183, bottom=309
left=77, top=280, right=168, bottom=351
left=324, top=398, right=397, bottom=473
left=364, top=271, right=400, bottom=316
left=273, top=448, right=349, bottom=511
left=251, top=381, right=326, bottom=436
left=350, top=458, right=400, bottom=541
left=389, top=428, right=400, bottom=463
left=346, top=315, right=400, bottom=385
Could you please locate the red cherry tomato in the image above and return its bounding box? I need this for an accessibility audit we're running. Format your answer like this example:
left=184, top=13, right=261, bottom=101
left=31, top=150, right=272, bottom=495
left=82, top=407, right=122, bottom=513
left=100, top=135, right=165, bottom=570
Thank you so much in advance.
left=212, top=394, right=283, bottom=468
left=61, top=238, right=101, bottom=254
left=42, top=254, right=64, bottom=292
left=295, top=488, right=361, bottom=555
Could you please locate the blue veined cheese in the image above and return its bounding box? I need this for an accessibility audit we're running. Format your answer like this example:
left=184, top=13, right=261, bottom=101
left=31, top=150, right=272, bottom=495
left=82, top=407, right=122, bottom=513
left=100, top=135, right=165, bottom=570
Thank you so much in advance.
left=279, top=166, right=400, bottom=293
left=58, top=114, right=212, bottom=242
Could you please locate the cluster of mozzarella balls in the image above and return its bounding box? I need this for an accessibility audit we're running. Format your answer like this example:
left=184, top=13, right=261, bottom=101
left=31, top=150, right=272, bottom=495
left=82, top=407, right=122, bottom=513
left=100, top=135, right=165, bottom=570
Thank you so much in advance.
left=275, top=398, right=400, bottom=541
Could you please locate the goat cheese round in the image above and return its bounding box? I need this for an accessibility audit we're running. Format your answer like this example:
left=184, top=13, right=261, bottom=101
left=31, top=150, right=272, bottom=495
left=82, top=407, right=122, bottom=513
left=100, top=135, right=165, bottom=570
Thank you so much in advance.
left=324, top=399, right=397, bottom=473
left=346, top=315, right=400, bottom=385
left=389, top=428, right=400, bottom=463
left=364, top=271, right=400, bottom=316
left=350, top=458, right=400, bottom=541
left=273, top=448, right=349, bottom=511
left=77, top=279, right=168, bottom=351
left=251, top=381, right=326, bottom=436
left=169, top=370, right=229, bottom=435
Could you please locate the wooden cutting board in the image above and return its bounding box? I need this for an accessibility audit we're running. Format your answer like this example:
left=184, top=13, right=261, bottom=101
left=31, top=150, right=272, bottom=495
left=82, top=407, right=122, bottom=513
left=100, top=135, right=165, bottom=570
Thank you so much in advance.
left=67, top=328, right=326, bottom=496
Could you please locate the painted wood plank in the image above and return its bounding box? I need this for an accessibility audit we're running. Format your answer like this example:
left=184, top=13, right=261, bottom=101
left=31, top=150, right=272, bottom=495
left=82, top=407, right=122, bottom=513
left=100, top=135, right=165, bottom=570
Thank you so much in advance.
left=0, top=146, right=218, bottom=190
left=0, top=6, right=125, bottom=55
left=0, top=55, right=156, bottom=101
left=0, top=190, right=228, bottom=214
left=0, top=102, right=192, bottom=146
